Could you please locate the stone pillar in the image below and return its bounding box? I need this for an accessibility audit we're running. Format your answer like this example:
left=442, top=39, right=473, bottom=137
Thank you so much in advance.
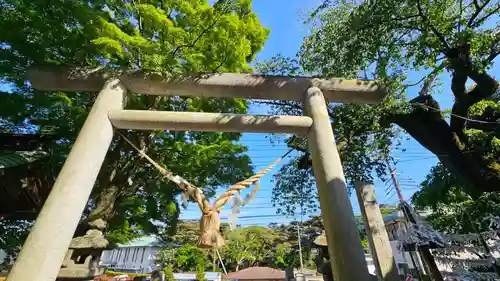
left=304, top=87, right=371, bottom=281
left=355, top=182, right=400, bottom=281
left=7, top=79, right=126, bottom=281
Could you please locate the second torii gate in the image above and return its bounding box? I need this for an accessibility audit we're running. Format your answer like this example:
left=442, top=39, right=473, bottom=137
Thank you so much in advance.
left=7, top=66, right=387, bottom=281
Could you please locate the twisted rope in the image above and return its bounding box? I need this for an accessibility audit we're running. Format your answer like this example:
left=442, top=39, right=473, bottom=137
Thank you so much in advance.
left=117, top=130, right=304, bottom=249
left=116, top=131, right=211, bottom=212
left=118, top=130, right=298, bottom=212
left=213, top=148, right=294, bottom=210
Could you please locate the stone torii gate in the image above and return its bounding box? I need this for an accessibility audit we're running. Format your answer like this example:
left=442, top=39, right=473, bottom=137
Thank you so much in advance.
left=7, top=67, right=387, bottom=281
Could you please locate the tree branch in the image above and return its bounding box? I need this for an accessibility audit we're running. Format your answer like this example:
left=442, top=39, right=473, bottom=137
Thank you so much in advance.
left=391, top=95, right=500, bottom=196
left=171, top=22, right=217, bottom=58
left=473, top=4, right=500, bottom=28
left=212, top=53, right=228, bottom=73
left=468, top=0, right=488, bottom=27
left=171, top=1, right=232, bottom=58
left=419, top=69, right=442, bottom=97
left=416, top=0, right=450, bottom=50
left=444, top=39, right=499, bottom=139
left=468, top=0, right=496, bottom=27
left=405, top=62, right=447, bottom=88
left=487, top=30, right=500, bottom=62
left=358, top=14, right=421, bottom=31
left=253, top=100, right=304, bottom=113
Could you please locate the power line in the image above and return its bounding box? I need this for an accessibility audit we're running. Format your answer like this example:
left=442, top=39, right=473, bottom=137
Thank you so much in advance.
left=396, top=156, right=436, bottom=162
left=415, top=102, right=500, bottom=125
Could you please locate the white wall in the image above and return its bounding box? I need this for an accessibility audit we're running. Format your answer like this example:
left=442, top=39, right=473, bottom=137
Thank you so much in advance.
left=101, top=246, right=159, bottom=274
left=0, top=250, right=6, bottom=264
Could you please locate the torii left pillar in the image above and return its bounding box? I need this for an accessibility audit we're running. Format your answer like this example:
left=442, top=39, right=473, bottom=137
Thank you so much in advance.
left=7, top=79, right=126, bottom=281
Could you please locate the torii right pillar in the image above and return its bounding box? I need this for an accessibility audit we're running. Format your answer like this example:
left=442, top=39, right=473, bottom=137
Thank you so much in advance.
left=305, top=87, right=372, bottom=281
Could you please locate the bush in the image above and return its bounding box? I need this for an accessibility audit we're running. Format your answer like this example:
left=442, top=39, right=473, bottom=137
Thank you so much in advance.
left=163, top=264, right=175, bottom=281
left=195, top=265, right=207, bottom=281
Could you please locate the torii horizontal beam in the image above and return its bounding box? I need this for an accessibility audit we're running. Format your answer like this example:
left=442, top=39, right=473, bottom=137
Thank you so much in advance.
left=108, top=110, right=313, bottom=134
left=27, top=66, right=386, bottom=104
left=9, top=66, right=385, bottom=281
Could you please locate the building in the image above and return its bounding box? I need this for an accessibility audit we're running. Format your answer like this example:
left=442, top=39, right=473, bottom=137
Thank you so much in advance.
left=100, top=236, right=163, bottom=274
left=0, top=250, right=6, bottom=265
left=363, top=254, right=377, bottom=276
left=174, top=272, right=222, bottom=281
left=383, top=209, right=427, bottom=276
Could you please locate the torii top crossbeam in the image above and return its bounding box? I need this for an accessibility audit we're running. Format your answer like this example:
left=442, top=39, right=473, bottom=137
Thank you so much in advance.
left=8, top=66, right=387, bottom=281
left=27, top=66, right=386, bottom=104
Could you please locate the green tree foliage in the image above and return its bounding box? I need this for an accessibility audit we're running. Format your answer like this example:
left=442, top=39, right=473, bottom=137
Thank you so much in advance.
left=196, top=262, right=208, bottom=281
left=272, top=161, right=319, bottom=218
left=412, top=163, right=500, bottom=233
left=157, top=244, right=212, bottom=272
left=0, top=220, right=32, bottom=264
left=163, top=264, right=175, bottom=281
left=0, top=0, right=269, bottom=254
left=256, top=56, right=400, bottom=214
left=259, top=0, right=500, bottom=211
left=270, top=217, right=323, bottom=270
left=221, top=226, right=285, bottom=271
left=156, top=220, right=232, bottom=273
left=299, top=0, right=500, bottom=196
left=156, top=216, right=396, bottom=273
left=157, top=223, right=301, bottom=272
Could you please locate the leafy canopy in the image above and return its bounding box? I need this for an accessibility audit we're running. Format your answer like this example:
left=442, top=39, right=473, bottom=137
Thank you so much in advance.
left=0, top=0, right=269, bottom=252
left=299, top=0, right=500, bottom=196
left=412, top=163, right=500, bottom=233
left=260, top=0, right=500, bottom=215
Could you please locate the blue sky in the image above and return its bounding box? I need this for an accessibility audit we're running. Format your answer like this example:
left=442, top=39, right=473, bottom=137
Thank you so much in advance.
left=179, top=1, right=500, bottom=227
left=2, top=0, right=495, bottom=228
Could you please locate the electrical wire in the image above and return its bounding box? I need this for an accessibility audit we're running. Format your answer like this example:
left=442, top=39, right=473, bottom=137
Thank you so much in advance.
left=415, top=102, right=500, bottom=125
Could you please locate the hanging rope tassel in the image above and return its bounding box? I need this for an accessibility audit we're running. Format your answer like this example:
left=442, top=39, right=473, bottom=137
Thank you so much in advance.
left=117, top=129, right=295, bottom=249
left=200, top=149, right=293, bottom=248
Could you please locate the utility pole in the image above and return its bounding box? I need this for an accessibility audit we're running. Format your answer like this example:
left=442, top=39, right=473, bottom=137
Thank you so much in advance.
left=297, top=182, right=306, bottom=273
left=386, top=156, right=443, bottom=281
left=297, top=222, right=304, bottom=272
left=385, top=156, right=404, bottom=202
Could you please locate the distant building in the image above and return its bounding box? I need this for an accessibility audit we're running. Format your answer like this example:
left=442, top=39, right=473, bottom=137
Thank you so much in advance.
left=363, top=254, right=377, bottom=276
left=100, top=236, right=163, bottom=274
left=224, top=266, right=285, bottom=281
left=0, top=250, right=6, bottom=264
left=174, top=272, right=222, bottom=281
left=383, top=209, right=426, bottom=276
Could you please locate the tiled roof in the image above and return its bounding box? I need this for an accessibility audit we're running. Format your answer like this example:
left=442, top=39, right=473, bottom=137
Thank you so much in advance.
left=0, top=150, right=48, bottom=169
left=223, top=267, right=285, bottom=280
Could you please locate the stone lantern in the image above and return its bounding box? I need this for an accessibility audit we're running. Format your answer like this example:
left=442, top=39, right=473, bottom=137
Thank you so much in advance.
left=57, top=219, right=110, bottom=281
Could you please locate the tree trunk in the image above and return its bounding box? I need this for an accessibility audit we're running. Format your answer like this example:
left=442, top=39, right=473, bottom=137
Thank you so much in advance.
left=87, top=184, right=120, bottom=223
left=391, top=94, right=500, bottom=196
